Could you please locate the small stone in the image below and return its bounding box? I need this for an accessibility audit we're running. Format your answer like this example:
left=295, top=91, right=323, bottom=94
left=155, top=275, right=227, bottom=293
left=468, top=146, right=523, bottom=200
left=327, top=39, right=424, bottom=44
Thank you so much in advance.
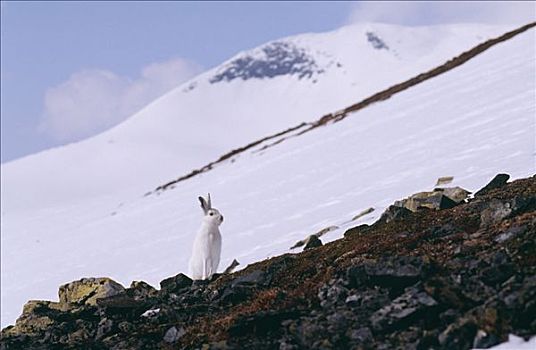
left=435, top=176, right=454, bottom=186
left=345, top=294, right=360, bottom=306
left=314, top=225, right=339, bottom=237
left=352, top=208, right=375, bottom=221
left=163, top=326, right=185, bottom=343
left=223, top=259, right=240, bottom=274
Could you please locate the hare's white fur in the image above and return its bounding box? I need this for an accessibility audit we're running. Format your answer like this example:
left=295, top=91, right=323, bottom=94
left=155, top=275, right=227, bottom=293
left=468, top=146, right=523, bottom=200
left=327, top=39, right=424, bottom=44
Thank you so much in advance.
left=188, top=194, right=223, bottom=280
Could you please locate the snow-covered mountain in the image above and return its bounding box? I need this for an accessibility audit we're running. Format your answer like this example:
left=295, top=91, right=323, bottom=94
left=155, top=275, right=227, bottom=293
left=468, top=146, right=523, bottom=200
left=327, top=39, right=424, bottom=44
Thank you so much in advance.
left=1, top=22, right=534, bottom=327
left=1, top=23, right=510, bottom=211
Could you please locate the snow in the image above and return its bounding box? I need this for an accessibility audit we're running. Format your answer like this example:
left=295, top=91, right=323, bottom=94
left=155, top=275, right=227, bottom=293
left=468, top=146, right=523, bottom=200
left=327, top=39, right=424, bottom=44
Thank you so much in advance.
left=474, top=335, right=536, bottom=350
left=1, top=23, right=508, bottom=213
left=1, top=23, right=534, bottom=328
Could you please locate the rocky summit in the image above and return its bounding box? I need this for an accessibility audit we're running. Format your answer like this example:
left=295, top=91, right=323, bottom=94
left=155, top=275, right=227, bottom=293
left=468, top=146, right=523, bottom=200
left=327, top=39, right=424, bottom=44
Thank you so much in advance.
left=1, top=174, right=535, bottom=350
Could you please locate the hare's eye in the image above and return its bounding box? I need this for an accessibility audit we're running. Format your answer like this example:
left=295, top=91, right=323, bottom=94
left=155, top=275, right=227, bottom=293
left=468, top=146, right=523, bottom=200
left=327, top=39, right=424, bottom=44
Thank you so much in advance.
left=209, top=212, right=214, bottom=216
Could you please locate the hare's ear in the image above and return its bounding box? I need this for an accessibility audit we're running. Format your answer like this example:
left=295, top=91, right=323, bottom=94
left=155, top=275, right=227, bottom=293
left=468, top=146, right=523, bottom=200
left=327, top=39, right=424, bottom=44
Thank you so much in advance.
left=207, top=193, right=212, bottom=209
left=198, top=196, right=208, bottom=213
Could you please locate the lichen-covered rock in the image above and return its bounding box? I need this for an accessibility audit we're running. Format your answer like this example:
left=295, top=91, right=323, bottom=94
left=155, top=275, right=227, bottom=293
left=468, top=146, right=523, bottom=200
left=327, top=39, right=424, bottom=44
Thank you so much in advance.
left=398, top=191, right=458, bottom=212
left=58, top=277, right=125, bottom=306
left=3, top=300, right=63, bottom=336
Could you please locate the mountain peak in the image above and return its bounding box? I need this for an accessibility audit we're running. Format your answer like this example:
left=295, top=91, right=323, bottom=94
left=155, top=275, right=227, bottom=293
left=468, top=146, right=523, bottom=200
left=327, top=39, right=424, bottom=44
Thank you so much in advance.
left=209, top=41, right=324, bottom=83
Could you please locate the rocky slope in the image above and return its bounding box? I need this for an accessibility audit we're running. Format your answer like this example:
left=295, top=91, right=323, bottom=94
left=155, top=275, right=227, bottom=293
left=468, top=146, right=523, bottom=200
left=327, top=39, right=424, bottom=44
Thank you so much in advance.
left=1, top=174, right=535, bottom=349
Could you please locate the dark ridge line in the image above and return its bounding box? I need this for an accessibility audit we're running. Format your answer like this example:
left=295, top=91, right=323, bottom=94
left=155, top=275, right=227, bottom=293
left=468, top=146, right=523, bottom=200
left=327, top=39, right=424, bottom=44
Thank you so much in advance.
left=148, top=122, right=308, bottom=194
left=148, top=21, right=535, bottom=195
left=298, top=22, right=536, bottom=135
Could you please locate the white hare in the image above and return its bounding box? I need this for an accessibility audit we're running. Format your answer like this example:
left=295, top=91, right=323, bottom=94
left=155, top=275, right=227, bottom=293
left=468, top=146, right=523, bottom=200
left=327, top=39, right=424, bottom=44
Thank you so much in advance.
left=188, top=193, right=224, bottom=280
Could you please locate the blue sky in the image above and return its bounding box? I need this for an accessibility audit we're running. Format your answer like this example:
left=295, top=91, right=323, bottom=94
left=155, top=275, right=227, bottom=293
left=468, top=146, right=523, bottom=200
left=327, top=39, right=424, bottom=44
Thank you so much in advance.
left=1, top=1, right=534, bottom=162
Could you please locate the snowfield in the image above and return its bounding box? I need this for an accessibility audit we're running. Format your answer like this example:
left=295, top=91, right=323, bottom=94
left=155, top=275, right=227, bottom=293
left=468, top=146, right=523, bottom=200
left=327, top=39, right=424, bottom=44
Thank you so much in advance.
left=1, top=23, right=534, bottom=328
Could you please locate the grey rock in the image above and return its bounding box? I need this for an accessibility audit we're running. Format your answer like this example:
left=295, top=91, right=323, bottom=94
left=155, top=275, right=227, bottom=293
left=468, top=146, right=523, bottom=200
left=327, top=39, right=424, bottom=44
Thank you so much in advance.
left=439, top=186, right=471, bottom=203
left=160, top=273, right=192, bottom=293
left=480, top=199, right=512, bottom=227
left=378, top=205, right=412, bottom=224
left=370, top=286, right=437, bottom=332
left=495, top=225, right=526, bottom=243
left=163, top=326, right=185, bottom=343
left=348, top=327, right=373, bottom=343
left=96, top=318, right=113, bottom=339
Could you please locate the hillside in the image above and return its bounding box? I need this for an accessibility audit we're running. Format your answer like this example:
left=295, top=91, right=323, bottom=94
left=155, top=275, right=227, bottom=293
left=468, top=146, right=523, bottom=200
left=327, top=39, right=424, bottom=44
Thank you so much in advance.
left=1, top=174, right=535, bottom=349
left=1, top=22, right=535, bottom=330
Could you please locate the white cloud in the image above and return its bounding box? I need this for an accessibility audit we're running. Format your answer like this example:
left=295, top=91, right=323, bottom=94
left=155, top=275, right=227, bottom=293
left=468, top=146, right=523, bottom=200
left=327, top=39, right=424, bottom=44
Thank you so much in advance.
left=40, top=58, right=203, bottom=142
left=347, top=1, right=536, bottom=26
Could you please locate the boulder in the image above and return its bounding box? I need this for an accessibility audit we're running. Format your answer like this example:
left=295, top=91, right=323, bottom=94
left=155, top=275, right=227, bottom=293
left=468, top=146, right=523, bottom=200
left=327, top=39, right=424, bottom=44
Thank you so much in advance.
left=304, top=235, right=323, bottom=250
left=128, top=281, right=157, bottom=300
left=402, top=192, right=458, bottom=211
left=475, top=174, right=510, bottom=196
left=378, top=205, right=413, bottom=224
left=159, top=273, right=193, bottom=294
left=391, top=186, right=470, bottom=213
left=59, top=277, right=125, bottom=306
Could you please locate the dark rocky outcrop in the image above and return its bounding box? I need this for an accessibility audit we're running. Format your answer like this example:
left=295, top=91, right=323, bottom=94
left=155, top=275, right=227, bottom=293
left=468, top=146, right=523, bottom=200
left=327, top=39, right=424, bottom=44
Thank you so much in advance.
left=475, top=173, right=510, bottom=197
left=2, top=174, right=535, bottom=350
